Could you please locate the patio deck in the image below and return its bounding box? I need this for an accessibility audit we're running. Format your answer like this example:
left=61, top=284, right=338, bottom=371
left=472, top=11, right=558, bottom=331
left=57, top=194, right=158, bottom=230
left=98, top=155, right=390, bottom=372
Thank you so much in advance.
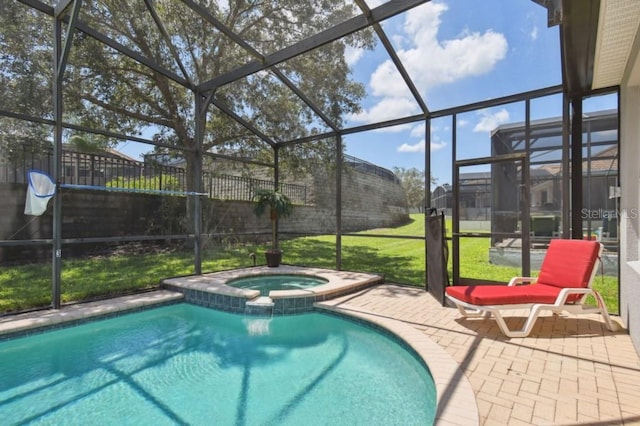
left=1, top=282, right=639, bottom=425
left=318, top=283, right=640, bottom=426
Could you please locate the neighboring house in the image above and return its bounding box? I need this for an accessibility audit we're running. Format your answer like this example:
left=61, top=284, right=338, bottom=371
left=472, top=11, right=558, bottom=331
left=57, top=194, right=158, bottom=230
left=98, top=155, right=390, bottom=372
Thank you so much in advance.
left=431, top=110, right=619, bottom=229
left=532, top=145, right=618, bottom=213
left=0, top=143, right=145, bottom=187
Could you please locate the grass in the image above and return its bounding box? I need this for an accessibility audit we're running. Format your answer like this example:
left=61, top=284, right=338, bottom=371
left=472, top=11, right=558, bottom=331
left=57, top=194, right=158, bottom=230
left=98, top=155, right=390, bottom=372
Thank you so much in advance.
left=0, top=247, right=252, bottom=314
left=0, top=214, right=619, bottom=315
left=280, top=215, right=435, bottom=283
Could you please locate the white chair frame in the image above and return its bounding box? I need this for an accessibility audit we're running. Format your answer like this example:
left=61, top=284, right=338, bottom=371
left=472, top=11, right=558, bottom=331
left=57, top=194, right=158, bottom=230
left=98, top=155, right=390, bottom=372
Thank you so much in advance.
left=446, top=244, right=617, bottom=338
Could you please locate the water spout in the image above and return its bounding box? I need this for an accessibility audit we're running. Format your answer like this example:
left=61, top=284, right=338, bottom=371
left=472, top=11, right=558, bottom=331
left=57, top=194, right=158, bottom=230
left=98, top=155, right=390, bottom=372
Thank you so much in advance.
left=249, top=252, right=257, bottom=266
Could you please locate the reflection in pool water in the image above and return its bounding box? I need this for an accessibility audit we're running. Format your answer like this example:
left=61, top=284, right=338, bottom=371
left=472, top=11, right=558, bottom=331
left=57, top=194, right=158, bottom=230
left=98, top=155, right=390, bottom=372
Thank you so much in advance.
left=0, top=303, right=436, bottom=425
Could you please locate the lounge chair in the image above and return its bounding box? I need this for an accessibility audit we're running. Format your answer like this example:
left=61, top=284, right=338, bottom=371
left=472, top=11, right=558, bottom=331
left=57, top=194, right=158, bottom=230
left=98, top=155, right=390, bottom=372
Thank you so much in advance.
left=445, top=239, right=617, bottom=338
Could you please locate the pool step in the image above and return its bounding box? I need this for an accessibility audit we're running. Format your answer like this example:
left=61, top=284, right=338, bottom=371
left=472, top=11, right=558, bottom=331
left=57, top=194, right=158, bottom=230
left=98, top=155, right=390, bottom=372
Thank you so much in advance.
left=245, top=296, right=274, bottom=316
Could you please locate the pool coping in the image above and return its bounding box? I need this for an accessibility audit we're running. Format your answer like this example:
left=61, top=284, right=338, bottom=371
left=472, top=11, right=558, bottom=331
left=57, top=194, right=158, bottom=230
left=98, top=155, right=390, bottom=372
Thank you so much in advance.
left=162, top=265, right=384, bottom=315
left=0, top=290, right=184, bottom=340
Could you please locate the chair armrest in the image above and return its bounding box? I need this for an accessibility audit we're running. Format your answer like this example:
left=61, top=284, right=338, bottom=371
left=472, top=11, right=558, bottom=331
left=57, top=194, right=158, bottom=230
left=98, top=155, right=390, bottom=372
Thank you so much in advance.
left=508, top=277, right=536, bottom=286
left=556, top=287, right=593, bottom=304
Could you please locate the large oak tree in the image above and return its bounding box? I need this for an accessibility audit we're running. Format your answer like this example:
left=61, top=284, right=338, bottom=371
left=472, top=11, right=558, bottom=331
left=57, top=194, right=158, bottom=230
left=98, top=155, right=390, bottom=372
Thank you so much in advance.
left=1, top=1, right=374, bottom=188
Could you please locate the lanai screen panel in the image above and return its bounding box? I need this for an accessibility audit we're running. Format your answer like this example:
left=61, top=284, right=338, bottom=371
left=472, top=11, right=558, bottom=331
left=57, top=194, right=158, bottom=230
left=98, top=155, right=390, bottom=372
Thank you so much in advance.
left=202, top=105, right=272, bottom=161
left=382, top=0, right=561, bottom=111
left=77, top=1, right=186, bottom=78
left=278, top=37, right=375, bottom=131
left=192, top=0, right=362, bottom=57
left=278, top=140, right=337, bottom=207
left=0, top=3, right=53, bottom=119
left=340, top=32, right=425, bottom=127
left=429, top=115, right=453, bottom=212
left=78, top=0, right=256, bottom=84
left=64, top=42, right=193, bottom=139
left=214, top=71, right=332, bottom=143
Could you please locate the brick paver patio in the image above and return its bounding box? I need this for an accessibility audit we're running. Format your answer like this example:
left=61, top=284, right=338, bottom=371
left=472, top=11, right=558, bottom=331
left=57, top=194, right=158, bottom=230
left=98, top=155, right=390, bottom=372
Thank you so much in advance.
left=2, top=282, right=639, bottom=425
left=318, top=283, right=640, bottom=425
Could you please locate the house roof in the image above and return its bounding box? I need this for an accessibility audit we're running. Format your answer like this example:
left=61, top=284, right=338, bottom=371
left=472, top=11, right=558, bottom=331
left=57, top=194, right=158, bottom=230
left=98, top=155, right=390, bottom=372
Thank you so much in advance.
left=537, top=144, right=617, bottom=176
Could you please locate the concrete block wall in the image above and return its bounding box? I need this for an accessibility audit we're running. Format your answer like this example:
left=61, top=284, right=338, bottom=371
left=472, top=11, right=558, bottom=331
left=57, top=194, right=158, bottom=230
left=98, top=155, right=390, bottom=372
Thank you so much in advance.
left=1, top=166, right=409, bottom=262
left=306, top=164, right=410, bottom=231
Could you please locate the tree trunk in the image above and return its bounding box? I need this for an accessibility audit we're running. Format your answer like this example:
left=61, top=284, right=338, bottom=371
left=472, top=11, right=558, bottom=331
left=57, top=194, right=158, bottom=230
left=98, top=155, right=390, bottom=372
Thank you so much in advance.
left=184, top=151, right=198, bottom=234
left=271, top=208, right=278, bottom=250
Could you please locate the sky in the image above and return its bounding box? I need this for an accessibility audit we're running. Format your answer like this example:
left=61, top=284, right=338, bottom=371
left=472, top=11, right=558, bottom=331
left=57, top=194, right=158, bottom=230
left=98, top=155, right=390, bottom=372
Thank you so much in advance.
left=116, top=0, right=618, bottom=187
left=342, top=0, right=566, bottom=186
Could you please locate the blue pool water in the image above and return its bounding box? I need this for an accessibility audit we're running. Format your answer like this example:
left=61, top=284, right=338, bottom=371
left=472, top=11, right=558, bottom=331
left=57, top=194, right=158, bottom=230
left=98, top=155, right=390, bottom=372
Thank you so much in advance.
left=227, top=274, right=328, bottom=295
left=0, top=304, right=436, bottom=425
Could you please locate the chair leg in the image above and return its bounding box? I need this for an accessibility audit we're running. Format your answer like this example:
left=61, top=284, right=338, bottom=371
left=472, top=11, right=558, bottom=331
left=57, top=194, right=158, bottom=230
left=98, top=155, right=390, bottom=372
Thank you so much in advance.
left=591, top=290, right=618, bottom=332
left=492, top=305, right=544, bottom=338
left=567, top=291, right=619, bottom=332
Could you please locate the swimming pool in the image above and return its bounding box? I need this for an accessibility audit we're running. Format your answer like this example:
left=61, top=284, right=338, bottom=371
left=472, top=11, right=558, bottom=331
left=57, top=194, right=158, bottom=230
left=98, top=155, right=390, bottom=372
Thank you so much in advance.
left=0, top=303, right=436, bottom=425
left=227, top=274, right=328, bottom=295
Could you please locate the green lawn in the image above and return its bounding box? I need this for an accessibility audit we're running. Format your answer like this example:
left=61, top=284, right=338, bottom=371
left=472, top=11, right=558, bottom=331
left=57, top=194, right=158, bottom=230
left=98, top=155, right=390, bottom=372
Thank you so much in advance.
left=0, top=214, right=619, bottom=314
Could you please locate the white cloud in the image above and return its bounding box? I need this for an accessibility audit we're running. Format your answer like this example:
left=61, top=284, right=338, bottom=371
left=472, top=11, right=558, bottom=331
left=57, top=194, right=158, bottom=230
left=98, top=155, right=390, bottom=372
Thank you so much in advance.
left=398, top=140, right=425, bottom=153
left=352, top=2, right=508, bottom=125
left=530, top=26, right=539, bottom=40
left=344, top=45, right=364, bottom=67
left=397, top=139, right=447, bottom=153
left=432, top=140, right=447, bottom=151
left=381, top=3, right=507, bottom=94
left=349, top=97, right=418, bottom=124
left=458, top=119, right=469, bottom=127
left=410, top=123, right=425, bottom=138
left=410, top=122, right=451, bottom=136
left=369, top=60, right=413, bottom=98
left=391, top=34, right=407, bottom=50
left=365, top=0, right=385, bottom=7
left=473, top=108, right=510, bottom=132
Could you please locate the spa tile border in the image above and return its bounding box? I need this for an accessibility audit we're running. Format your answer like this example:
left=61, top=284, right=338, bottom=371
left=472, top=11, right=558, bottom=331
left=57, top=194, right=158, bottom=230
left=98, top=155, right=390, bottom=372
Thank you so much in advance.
left=162, top=265, right=383, bottom=315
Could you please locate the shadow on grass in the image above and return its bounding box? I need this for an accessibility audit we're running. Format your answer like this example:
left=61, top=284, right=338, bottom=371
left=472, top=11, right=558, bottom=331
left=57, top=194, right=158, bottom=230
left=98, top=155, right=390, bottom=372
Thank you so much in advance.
left=0, top=263, right=52, bottom=312
left=0, top=249, right=249, bottom=314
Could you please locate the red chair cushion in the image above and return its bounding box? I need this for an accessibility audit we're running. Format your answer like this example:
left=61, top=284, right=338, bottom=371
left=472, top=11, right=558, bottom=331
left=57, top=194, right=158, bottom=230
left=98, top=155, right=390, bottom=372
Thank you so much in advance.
left=446, top=239, right=600, bottom=306
left=536, top=239, right=600, bottom=289
left=446, top=283, right=561, bottom=305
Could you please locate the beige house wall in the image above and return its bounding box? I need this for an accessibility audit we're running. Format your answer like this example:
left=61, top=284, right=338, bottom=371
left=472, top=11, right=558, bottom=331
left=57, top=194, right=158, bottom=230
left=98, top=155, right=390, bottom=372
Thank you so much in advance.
left=620, top=84, right=640, bottom=354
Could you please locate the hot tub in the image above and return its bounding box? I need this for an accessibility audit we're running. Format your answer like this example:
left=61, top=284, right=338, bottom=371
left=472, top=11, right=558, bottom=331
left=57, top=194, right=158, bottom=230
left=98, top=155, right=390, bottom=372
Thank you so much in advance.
left=226, top=274, right=329, bottom=296
left=162, top=266, right=384, bottom=315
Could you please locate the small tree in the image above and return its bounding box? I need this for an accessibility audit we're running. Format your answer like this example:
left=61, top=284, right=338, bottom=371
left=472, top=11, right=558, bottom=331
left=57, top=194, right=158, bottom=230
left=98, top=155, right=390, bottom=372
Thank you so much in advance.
left=393, top=167, right=437, bottom=212
left=253, top=189, right=293, bottom=252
